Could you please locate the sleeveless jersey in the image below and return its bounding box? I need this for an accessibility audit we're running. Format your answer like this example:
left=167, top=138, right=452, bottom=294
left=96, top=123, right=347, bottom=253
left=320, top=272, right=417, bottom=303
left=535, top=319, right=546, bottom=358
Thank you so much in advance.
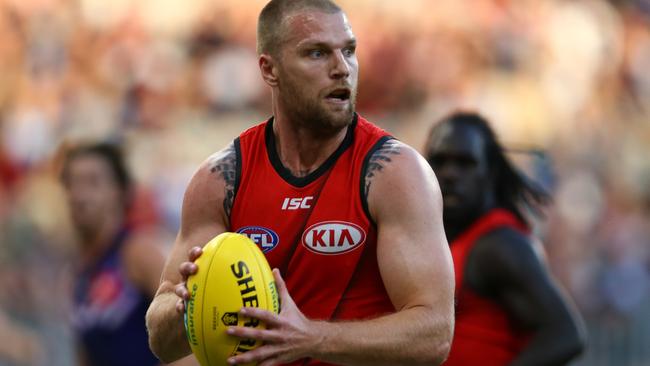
left=73, top=229, right=159, bottom=366
left=444, top=209, right=532, bottom=366
left=229, top=114, right=395, bottom=366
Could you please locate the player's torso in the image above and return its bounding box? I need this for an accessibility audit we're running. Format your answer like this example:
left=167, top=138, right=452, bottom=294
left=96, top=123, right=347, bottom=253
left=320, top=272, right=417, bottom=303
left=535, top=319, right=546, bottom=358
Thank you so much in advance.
left=229, top=115, right=394, bottom=323
left=446, top=209, right=531, bottom=366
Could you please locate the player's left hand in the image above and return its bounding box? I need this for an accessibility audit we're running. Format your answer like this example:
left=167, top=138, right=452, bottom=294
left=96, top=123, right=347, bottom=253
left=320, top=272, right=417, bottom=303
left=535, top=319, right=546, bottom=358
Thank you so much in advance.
left=226, top=269, right=323, bottom=366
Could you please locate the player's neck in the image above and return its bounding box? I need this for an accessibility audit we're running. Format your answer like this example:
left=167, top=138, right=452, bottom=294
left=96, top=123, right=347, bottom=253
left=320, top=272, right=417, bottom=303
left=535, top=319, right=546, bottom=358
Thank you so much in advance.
left=78, top=213, right=124, bottom=263
left=445, top=204, right=495, bottom=242
left=272, top=115, right=349, bottom=178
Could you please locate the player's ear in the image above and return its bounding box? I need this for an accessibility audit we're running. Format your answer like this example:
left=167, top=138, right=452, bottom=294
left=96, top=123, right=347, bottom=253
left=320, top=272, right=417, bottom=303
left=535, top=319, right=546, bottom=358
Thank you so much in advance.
left=259, top=54, right=279, bottom=87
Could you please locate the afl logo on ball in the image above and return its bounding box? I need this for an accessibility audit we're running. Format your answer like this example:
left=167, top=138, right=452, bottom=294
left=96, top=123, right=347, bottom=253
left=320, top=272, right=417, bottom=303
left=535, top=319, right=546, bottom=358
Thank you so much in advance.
left=236, top=226, right=279, bottom=253
left=302, top=221, right=366, bottom=255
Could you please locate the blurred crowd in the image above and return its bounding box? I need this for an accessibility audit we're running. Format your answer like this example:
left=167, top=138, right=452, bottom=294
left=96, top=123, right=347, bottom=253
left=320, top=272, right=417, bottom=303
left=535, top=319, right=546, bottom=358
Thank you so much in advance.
left=1, top=0, right=649, bottom=365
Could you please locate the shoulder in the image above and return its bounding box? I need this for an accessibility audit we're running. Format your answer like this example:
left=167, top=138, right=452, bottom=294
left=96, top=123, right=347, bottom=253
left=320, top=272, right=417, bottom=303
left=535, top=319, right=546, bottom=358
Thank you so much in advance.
left=121, top=228, right=169, bottom=263
left=120, top=228, right=169, bottom=297
left=364, top=139, right=441, bottom=221
left=182, top=142, right=239, bottom=229
left=473, top=227, right=537, bottom=265
left=362, top=138, right=402, bottom=194
left=205, top=141, right=239, bottom=182
left=364, top=139, right=436, bottom=192
left=468, top=226, right=548, bottom=291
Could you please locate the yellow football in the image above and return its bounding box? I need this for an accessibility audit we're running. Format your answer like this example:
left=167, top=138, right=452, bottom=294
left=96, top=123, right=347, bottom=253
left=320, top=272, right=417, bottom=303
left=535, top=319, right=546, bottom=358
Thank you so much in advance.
left=185, top=232, right=280, bottom=366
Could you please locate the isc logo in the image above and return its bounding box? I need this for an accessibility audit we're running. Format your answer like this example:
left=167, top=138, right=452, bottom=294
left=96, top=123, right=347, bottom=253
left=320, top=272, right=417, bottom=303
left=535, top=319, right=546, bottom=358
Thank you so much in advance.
left=302, top=221, right=366, bottom=255
left=236, top=226, right=279, bottom=253
left=281, top=197, right=313, bottom=210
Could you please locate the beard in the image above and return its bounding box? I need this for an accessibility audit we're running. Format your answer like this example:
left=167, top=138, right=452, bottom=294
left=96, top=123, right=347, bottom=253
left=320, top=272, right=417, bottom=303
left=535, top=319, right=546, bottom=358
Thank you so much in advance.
left=278, top=72, right=356, bottom=138
left=441, top=193, right=489, bottom=238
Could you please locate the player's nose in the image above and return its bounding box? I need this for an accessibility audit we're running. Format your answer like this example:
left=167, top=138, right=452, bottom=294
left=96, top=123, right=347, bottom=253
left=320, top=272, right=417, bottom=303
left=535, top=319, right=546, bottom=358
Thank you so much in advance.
left=329, top=50, right=351, bottom=79
left=436, top=162, right=462, bottom=183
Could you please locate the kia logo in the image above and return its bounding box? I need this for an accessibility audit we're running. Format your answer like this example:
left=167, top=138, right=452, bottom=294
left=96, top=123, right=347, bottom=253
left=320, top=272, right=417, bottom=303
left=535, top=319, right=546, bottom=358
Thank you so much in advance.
left=302, top=221, right=366, bottom=255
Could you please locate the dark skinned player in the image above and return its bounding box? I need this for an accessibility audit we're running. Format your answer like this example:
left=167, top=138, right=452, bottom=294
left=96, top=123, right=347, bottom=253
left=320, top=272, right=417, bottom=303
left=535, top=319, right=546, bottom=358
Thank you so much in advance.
left=425, top=112, right=586, bottom=366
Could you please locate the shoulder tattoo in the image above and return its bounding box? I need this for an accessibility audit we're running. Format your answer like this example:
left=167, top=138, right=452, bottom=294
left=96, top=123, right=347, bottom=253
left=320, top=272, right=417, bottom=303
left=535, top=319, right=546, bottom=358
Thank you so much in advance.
left=209, top=143, right=237, bottom=218
left=364, top=139, right=401, bottom=198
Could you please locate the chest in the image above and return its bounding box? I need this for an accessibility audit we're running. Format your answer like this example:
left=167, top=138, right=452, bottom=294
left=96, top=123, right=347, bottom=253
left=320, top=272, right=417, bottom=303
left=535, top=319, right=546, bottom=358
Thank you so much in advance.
left=230, top=154, right=370, bottom=270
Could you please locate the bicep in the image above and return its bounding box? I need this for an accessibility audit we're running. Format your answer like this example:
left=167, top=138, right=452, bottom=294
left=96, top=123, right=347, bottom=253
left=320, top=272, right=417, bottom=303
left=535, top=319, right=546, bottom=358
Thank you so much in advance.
left=369, top=144, right=454, bottom=311
left=158, top=222, right=226, bottom=291
left=156, top=158, right=230, bottom=294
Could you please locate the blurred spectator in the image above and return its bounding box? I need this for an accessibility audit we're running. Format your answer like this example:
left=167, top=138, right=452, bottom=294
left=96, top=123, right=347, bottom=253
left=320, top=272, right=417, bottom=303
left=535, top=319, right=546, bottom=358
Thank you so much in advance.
left=60, top=142, right=164, bottom=365
left=59, top=142, right=195, bottom=366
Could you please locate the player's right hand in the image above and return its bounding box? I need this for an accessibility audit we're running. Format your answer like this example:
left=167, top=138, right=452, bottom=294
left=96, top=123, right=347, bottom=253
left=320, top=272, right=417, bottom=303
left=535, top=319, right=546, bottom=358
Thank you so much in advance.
left=175, top=246, right=203, bottom=314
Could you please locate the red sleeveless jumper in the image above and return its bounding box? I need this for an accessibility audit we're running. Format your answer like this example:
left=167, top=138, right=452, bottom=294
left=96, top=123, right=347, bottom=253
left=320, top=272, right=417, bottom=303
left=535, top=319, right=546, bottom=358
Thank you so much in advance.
left=229, top=115, right=395, bottom=365
left=445, top=209, right=532, bottom=366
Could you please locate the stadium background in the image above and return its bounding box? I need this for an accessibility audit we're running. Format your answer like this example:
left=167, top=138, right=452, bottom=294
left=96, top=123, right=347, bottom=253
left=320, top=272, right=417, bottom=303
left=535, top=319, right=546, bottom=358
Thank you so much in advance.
left=0, top=0, right=649, bottom=365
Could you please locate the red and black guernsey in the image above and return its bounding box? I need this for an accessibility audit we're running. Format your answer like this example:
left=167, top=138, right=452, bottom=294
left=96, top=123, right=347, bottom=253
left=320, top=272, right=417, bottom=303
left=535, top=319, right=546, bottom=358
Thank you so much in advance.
left=229, top=114, right=395, bottom=365
left=445, top=209, right=533, bottom=366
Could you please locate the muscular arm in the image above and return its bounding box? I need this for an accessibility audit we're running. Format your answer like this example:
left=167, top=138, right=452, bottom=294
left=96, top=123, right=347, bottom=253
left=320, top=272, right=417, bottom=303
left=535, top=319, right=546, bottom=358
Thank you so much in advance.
left=313, top=141, right=455, bottom=365
left=145, top=143, right=237, bottom=363
left=467, top=229, right=586, bottom=366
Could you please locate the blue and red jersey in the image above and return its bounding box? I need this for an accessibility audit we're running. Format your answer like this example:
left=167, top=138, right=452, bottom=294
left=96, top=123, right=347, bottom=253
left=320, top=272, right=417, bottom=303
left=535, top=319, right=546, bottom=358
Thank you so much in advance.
left=73, top=229, right=159, bottom=366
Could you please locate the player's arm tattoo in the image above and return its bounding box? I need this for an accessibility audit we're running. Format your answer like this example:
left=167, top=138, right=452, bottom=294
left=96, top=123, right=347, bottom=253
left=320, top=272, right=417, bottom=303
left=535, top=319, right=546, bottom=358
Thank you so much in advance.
left=209, top=142, right=237, bottom=219
left=364, top=139, right=401, bottom=198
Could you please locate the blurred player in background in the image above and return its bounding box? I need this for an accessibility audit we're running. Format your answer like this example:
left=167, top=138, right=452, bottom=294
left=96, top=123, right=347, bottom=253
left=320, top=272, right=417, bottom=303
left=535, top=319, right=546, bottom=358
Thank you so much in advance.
left=61, top=143, right=196, bottom=366
left=145, top=0, right=455, bottom=365
left=424, top=112, right=586, bottom=366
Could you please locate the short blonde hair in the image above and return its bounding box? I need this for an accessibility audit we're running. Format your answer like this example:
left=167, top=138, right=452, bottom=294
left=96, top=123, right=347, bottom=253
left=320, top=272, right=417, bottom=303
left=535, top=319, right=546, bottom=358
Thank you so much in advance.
left=257, top=0, right=342, bottom=56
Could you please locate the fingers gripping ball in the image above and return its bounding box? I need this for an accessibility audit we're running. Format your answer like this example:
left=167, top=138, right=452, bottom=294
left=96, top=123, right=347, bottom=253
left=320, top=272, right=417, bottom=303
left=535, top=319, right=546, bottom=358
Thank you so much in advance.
left=185, top=233, right=280, bottom=366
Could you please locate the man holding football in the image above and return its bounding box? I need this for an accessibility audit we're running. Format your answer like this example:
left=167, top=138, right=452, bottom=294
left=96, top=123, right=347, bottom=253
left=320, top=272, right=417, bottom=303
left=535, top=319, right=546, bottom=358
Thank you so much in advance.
left=145, top=1, right=455, bottom=365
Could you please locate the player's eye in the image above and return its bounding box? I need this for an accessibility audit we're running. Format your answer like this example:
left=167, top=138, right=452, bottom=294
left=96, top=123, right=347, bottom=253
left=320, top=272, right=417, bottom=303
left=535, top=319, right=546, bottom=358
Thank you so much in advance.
left=343, top=46, right=355, bottom=57
left=309, top=49, right=324, bottom=59
left=457, top=156, right=477, bottom=168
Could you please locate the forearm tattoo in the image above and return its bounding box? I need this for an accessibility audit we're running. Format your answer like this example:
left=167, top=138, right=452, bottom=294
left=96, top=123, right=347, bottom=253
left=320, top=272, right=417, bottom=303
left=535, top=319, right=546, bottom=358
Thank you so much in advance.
left=364, top=139, right=401, bottom=198
left=209, top=143, right=237, bottom=218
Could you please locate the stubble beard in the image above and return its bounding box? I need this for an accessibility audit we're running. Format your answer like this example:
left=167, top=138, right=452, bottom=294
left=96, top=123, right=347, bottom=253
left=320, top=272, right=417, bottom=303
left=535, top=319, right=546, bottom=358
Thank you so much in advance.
left=279, top=76, right=356, bottom=138
left=442, top=196, right=488, bottom=237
